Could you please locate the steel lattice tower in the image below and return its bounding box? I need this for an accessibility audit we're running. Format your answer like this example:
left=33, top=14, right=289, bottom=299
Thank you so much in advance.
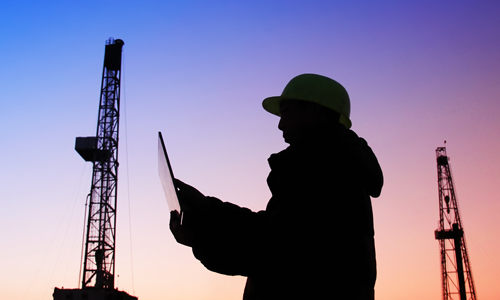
left=434, top=147, right=477, bottom=300
left=75, top=38, right=124, bottom=289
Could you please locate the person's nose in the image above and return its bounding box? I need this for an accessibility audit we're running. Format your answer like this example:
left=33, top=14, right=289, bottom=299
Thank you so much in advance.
left=278, top=117, right=285, bottom=131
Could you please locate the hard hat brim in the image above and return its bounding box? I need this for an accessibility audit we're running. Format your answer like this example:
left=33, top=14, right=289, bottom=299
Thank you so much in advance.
left=262, top=96, right=282, bottom=116
left=262, top=96, right=352, bottom=129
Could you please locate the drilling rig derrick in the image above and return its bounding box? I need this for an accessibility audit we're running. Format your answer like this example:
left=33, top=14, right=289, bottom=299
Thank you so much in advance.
left=434, top=147, right=477, bottom=300
left=53, top=38, right=137, bottom=300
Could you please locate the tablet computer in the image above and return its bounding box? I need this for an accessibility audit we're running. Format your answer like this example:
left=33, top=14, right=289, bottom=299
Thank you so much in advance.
left=158, top=132, right=181, bottom=215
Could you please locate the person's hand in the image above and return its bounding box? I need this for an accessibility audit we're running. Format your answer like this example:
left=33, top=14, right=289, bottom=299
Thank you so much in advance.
left=169, top=210, right=195, bottom=247
left=174, top=179, right=209, bottom=210
left=170, top=179, right=210, bottom=247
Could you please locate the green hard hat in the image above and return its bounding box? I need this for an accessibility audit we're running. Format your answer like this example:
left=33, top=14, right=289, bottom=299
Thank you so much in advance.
left=262, top=73, right=352, bottom=128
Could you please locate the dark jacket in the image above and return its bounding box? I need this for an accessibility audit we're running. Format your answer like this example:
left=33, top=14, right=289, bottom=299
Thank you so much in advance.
left=189, top=125, right=383, bottom=300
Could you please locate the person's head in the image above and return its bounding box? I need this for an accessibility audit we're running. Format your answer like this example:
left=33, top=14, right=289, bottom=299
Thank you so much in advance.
left=262, top=74, right=351, bottom=144
left=277, top=99, right=341, bottom=144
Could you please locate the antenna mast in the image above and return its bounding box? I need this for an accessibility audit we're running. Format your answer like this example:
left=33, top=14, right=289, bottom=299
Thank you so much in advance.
left=434, top=147, right=477, bottom=300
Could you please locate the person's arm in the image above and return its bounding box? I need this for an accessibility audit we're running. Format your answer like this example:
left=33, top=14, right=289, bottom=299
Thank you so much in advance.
left=169, top=179, right=268, bottom=276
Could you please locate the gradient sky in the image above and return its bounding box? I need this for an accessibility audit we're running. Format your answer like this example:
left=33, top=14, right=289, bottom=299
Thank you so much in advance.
left=1, top=0, right=500, bottom=299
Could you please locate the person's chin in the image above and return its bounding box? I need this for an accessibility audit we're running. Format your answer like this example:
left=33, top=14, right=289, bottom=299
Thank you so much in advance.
left=282, top=135, right=289, bottom=144
left=282, top=134, right=294, bottom=145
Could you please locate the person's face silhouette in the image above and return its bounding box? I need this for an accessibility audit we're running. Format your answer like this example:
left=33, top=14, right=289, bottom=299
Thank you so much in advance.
left=278, top=99, right=324, bottom=145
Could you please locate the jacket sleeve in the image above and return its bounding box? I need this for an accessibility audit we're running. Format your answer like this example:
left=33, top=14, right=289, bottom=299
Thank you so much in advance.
left=188, top=197, right=269, bottom=276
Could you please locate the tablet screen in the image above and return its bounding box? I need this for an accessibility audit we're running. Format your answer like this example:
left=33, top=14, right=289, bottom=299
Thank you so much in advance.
left=158, top=132, right=181, bottom=214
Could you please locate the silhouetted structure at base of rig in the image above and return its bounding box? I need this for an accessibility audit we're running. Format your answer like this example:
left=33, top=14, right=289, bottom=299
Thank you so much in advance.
left=53, top=38, right=136, bottom=300
left=53, top=288, right=137, bottom=300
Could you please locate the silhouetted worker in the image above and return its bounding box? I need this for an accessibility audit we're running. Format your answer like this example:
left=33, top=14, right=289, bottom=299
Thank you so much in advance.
left=170, top=73, right=383, bottom=300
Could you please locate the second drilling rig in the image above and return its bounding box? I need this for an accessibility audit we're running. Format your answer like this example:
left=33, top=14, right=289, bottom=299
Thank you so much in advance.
left=435, top=147, right=477, bottom=300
